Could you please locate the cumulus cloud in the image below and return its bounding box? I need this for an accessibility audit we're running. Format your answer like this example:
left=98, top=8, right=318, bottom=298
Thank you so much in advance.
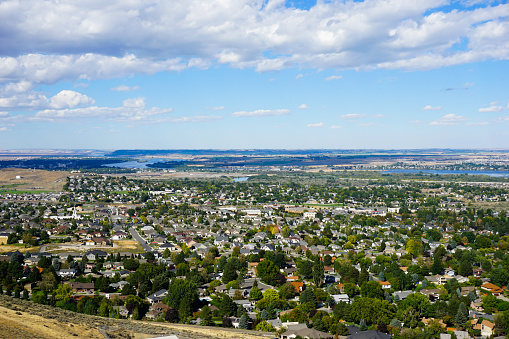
left=298, top=104, right=309, bottom=109
left=479, top=105, right=504, bottom=112
left=0, top=88, right=93, bottom=110
left=325, top=75, right=343, bottom=81
left=423, top=105, right=442, bottom=111
left=111, top=85, right=140, bottom=92
left=307, top=122, right=323, bottom=128
left=122, top=97, right=145, bottom=108
left=0, top=0, right=506, bottom=84
left=232, top=109, right=290, bottom=117
left=49, top=90, right=95, bottom=109
left=430, top=113, right=468, bottom=125
left=340, top=114, right=365, bottom=120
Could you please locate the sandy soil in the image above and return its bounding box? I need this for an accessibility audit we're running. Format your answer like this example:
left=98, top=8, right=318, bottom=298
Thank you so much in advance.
left=0, top=168, right=73, bottom=192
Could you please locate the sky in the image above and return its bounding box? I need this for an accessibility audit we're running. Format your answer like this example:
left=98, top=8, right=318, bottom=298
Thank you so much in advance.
left=1, top=0, right=509, bottom=150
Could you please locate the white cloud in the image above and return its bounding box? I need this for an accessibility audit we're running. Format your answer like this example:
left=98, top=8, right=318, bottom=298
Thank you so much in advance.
left=111, top=85, right=140, bottom=92
left=122, top=97, right=145, bottom=108
left=307, top=122, right=323, bottom=128
left=325, top=75, right=343, bottom=81
left=206, top=106, right=225, bottom=111
left=466, top=121, right=489, bottom=125
left=430, top=113, right=468, bottom=125
left=0, top=88, right=94, bottom=110
left=0, top=0, right=507, bottom=83
left=330, top=125, right=342, bottom=129
left=299, top=104, right=309, bottom=109
left=340, top=113, right=365, bottom=120
left=3, top=81, right=33, bottom=94
left=0, top=127, right=11, bottom=132
left=358, top=122, right=377, bottom=127
left=49, top=90, right=95, bottom=109
left=479, top=105, right=504, bottom=112
left=295, top=74, right=304, bottom=79
left=0, top=54, right=187, bottom=85
left=232, top=109, right=290, bottom=117
left=409, top=120, right=424, bottom=124
left=423, top=105, right=442, bottom=111
left=371, top=114, right=386, bottom=118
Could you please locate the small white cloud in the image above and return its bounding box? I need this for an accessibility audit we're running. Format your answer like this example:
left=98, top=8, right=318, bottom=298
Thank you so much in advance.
left=307, top=122, right=323, bottom=128
left=111, top=85, right=140, bottom=92
left=299, top=104, right=309, bottom=109
left=466, top=121, right=489, bottom=125
left=371, top=114, right=386, bottom=118
left=463, top=82, right=474, bottom=88
left=430, top=114, right=468, bottom=126
left=358, top=122, right=376, bottom=127
left=206, top=106, right=225, bottom=111
left=0, top=112, right=10, bottom=118
left=340, top=113, right=365, bottom=120
left=122, top=97, right=145, bottom=108
left=325, top=75, right=343, bottom=81
left=0, top=126, right=11, bottom=132
left=296, top=74, right=304, bottom=79
left=423, top=105, right=442, bottom=111
left=330, top=125, right=342, bottom=129
left=49, top=90, right=95, bottom=109
left=409, top=120, right=424, bottom=125
left=232, top=109, right=290, bottom=117
left=479, top=105, right=503, bottom=112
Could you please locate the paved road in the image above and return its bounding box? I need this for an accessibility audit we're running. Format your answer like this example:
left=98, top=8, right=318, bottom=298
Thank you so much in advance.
left=129, top=227, right=152, bottom=252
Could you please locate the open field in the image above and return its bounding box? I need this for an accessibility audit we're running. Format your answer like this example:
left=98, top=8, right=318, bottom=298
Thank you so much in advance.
left=471, top=201, right=509, bottom=212
left=0, top=244, right=40, bottom=254
left=0, top=295, right=271, bottom=339
left=0, top=168, right=73, bottom=192
left=41, top=240, right=145, bottom=255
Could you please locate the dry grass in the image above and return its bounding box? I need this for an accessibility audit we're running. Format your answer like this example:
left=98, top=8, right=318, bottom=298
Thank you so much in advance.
left=0, top=244, right=40, bottom=254
left=472, top=201, right=509, bottom=212
left=0, top=295, right=270, bottom=339
left=0, top=304, right=103, bottom=339
left=0, top=168, right=73, bottom=192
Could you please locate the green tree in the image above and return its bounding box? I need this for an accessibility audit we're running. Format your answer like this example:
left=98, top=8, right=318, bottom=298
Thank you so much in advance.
left=200, top=305, right=213, bottom=326
left=455, top=302, right=468, bottom=329
left=257, top=260, right=279, bottom=286
left=344, top=282, right=358, bottom=301
left=222, top=261, right=238, bottom=284
left=239, top=314, right=249, bottom=329
left=279, top=282, right=297, bottom=300
left=300, top=289, right=316, bottom=306
left=431, top=256, right=444, bottom=275
left=313, top=256, right=324, bottom=288
left=220, top=294, right=237, bottom=316
left=256, top=320, right=276, bottom=332
left=360, top=281, right=383, bottom=299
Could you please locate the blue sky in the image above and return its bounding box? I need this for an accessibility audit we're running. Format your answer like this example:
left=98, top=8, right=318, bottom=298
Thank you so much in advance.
left=0, top=0, right=508, bottom=149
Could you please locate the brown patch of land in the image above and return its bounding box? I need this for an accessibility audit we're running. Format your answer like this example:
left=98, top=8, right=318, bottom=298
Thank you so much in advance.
left=0, top=245, right=40, bottom=253
left=0, top=295, right=270, bottom=339
left=0, top=168, right=74, bottom=192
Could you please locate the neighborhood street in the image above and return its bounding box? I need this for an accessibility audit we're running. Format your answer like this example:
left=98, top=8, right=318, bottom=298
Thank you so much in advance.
left=129, top=227, right=152, bottom=253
